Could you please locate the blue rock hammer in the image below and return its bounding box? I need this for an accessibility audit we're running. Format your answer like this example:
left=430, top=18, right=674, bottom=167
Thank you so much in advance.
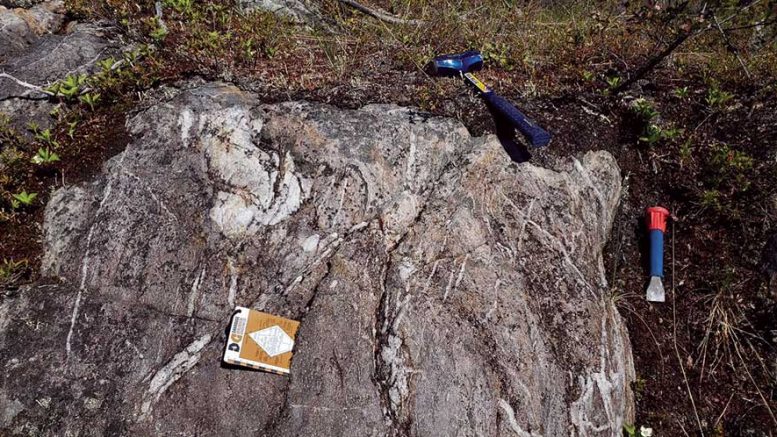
left=430, top=50, right=551, bottom=147
left=646, top=206, right=670, bottom=302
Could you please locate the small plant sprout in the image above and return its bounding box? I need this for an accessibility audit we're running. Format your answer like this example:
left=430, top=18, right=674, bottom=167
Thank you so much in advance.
left=605, top=75, right=622, bottom=89
left=242, top=38, right=257, bottom=59
left=700, top=189, right=722, bottom=212
left=79, top=92, right=101, bottom=111
left=67, top=121, right=78, bottom=139
left=97, top=57, right=117, bottom=73
left=639, top=124, right=662, bottom=145
left=49, top=105, right=62, bottom=119
left=150, top=17, right=168, bottom=41
left=0, top=258, right=28, bottom=286
left=679, top=138, right=693, bottom=164
left=631, top=98, right=659, bottom=121
left=34, top=128, right=59, bottom=148
left=581, top=70, right=595, bottom=82
left=623, top=424, right=653, bottom=437
left=164, top=0, right=193, bottom=14
left=481, top=42, right=512, bottom=70
left=673, top=86, right=689, bottom=98
left=26, top=121, right=40, bottom=134
left=706, top=85, right=733, bottom=108
left=11, top=191, right=37, bottom=207
left=122, top=48, right=141, bottom=66
left=31, top=148, right=60, bottom=165
left=47, top=74, right=87, bottom=101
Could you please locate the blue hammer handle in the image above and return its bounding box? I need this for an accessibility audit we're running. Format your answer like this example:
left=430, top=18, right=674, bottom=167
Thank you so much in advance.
left=649, top=229, right=664, bottom=278
left=482, top=92, right=551, bottom=147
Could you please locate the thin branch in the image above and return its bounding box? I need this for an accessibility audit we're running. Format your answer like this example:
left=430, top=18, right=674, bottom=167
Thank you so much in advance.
left=733, top=340, right=777, bottom=427
left=723, top=17, right=777, bottom=32
left=0, top=72, right=54, bottom=97
left=338, top=0, right=423, bottom=25
left=612, top=28, right=696, bottom=94
left=713, top=13, right=751, bottom=79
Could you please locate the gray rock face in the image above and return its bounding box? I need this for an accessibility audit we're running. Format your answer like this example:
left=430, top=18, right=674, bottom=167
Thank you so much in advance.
left=0, top=0, right=119, bottom=133
left=238, top=0, right=319, bottom=24
left=0, top=0, right=65, bottom=61
left=0, top=0, right=45, bottom=8
left=0, top=83, right=634, bottom=436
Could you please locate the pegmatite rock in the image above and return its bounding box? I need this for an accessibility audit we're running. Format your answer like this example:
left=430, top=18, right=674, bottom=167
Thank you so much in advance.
left=0, top=82, right=634, bottom=436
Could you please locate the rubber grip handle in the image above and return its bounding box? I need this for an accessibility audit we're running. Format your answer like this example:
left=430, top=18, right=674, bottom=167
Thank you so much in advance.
left=649, top=229, right=664, bottom=278
left=482, top=92, right=551, bottom=147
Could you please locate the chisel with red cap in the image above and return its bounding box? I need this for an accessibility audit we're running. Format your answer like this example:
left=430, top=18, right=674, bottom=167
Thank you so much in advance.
left=646, top=206, right=670, bottom=302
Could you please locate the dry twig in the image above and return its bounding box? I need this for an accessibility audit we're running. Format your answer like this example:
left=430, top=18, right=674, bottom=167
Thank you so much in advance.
left=0, top=72, right=54, bottom=97
left=670, top=221, right=705, bottom=436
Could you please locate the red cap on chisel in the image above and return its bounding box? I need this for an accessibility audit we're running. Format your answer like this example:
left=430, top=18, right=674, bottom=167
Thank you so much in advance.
left=646, top=206, right=670, bottom=232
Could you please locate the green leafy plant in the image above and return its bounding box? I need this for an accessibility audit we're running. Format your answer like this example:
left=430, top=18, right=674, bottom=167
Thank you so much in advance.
left=0, top=147, right=25, bottom=167
left=11, top=191, right=37, bottom=208
left=623, top=424, right=653, bottom=437
left=242, top=38, right=257, bottom=59
left=123, top=48, right=140, bottom=66
left=47, top=74, right=87, bottom=100
left=606, top=75, right=622, bottom=89
left=638, top=125, right=681, bottom=145
left=31, top=148, right=60, bottom=165
left=661, top=126, right=682, bottom=140
left=708, top=143, right=753, bottom=190
left=165, top=0, right=194, bottom=14
left=706, top=85, right=733, bottom=108
left=67, top=121, right=78, bottom=139
left=49, top=105, right=62, bottom=119
left=631, top=98, right=659, bottom=121
left=482, top=42, right=512, bottom=70
left=34, top=128, right=59, bottom=148
left=673, top=86, right=689, bottom=98
left=0, top=258, right=28, bottom=286
left=26, top=121, right=40, bottom=134
left=700, top=189, right=722, bottom=212
left=79, top=92, right=101, bottom=111
left=679, top=138, right=693, bottom=164
left=639, top=124, right=662, bottom=145
left=150, top=18, right=168, bottom=41
left=581, top=70, right=595, bottom=82
left=97, top=57, right=117, bottom=73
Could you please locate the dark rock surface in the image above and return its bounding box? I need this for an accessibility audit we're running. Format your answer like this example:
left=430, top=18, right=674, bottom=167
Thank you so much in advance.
left=1, top=83, right=634, bottom=436
left=0, top=0, right=64, bottom=61
left=0, top=1, right=119, bottom=133
left=0, top=0, right=45, bottom=8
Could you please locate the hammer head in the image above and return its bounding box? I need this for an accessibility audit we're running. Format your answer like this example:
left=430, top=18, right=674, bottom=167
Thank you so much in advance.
left=429, top=50, right=483, bottom=77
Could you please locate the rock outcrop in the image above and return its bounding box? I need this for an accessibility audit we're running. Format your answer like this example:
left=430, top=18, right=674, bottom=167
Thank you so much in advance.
left=0, top=83, right=634, bottom=436
left=238, top=0, right=319, bottom=24
left=0, top=0, right=119, bottom=134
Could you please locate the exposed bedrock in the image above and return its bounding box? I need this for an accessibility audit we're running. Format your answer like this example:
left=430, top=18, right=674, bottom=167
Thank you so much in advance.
left=0, top=83, right=634, bottom=436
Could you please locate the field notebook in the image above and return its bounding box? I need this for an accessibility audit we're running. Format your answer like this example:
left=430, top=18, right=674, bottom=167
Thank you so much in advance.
left=223, top=306, right=300, bottom=375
